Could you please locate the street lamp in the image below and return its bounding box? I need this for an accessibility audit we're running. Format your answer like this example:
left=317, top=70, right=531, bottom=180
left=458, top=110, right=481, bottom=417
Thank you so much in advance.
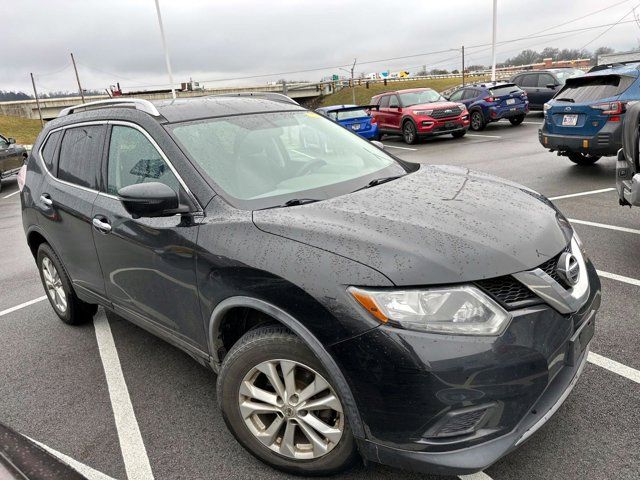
left=339, top=58, right=357, bottom=104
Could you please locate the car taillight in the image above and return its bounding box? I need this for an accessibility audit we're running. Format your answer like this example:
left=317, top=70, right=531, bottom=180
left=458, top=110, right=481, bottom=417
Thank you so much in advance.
left=17, top=164, right=27, bottom=192
left=484, top=96, right=495, bottom=103
left=593, top=101, right=625, bottom=115
left=370, top=116, right=377, bottom=125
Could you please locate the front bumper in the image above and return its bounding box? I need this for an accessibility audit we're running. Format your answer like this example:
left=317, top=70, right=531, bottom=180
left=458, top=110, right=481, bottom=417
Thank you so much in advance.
left=539, top=120, right=622, bottom=157
left=330, top=260, right=601, bottom=475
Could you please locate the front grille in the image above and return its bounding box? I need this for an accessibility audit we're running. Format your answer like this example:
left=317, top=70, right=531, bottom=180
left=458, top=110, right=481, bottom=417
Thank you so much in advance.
left=431, top=106, right=462, bottom=119
left=476, top=275, right=538, bottom=309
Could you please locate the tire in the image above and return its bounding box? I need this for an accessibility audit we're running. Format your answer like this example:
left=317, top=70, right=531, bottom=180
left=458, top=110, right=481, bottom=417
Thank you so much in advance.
left=470, top=110, right=486, bottom=131
left=567, top=152, right=601, bottom=165
left=217, top=325, right=358, bottom=476
left=37, top=243, right=98, bottom=325
left=509, top=115, right=525, bottom=126
left=402, top=120, right=418, bottom=144
left=452, top=129, right=467, bottom=138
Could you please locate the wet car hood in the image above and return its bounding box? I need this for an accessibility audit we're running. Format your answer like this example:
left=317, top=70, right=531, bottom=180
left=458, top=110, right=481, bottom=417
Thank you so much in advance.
left=253, top=165, right=569, bottom=286
left=410, top=101, right=461, bottom=111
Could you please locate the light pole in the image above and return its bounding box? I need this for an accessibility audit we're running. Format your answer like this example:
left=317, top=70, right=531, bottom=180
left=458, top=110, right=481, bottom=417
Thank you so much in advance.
left=491, top=0, right=498, bottom=82
left=339, top=58, right=357, bottom=104
left=154, top=0, right=176, bottom=99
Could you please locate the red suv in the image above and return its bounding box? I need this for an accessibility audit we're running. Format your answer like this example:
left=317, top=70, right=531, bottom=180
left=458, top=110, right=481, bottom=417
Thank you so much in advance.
left=371, top=88, right=469, bottom=144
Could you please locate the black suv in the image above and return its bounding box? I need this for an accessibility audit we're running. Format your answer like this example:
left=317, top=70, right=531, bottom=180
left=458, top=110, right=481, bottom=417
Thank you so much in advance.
left=20, top=96, right=600, bottom=476
left=511, top=68, right=584, bottom=110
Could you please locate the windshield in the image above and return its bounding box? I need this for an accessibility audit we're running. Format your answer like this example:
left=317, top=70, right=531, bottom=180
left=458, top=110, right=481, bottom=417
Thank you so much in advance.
left=171, top=111, right=406, bottom=209
left=332, top=109, right=369, bottom=121
left=399, top=89, right=445, bottom=106
left=554, top=75, right=633, bottom=103
left=553, top=69, right=584, bottom=84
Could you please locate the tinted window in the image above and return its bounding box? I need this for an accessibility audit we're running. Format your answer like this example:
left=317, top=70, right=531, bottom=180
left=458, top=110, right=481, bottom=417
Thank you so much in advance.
left=336, top=109, right=369, bottom=120
left=462, top=89, right=478, bottom=100
left=107, top=125, right=179, bottom=196
left=555, top=75, right=633, bottom=103
left=490, top=84, right=522, bottom=96
left=553, top=69, right=584, bottom=84
left=538, top=73, right=556, bottom=88
left=379, top=95, right=390, bottom=108
left=41, top=130, right=62, bottom=172
left=389, top=95, right=399, bottom=108
left=57, top=125, right=105, bottom=189
left=448, top=90, right=464, bottom=101
left=520, top=74, right=538, bottom=87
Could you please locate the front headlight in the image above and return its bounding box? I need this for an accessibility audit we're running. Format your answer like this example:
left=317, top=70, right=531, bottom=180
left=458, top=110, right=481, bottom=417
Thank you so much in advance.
left=543, top=102, right=551, bottom=112
left=348, top=285, right=511, bottom=335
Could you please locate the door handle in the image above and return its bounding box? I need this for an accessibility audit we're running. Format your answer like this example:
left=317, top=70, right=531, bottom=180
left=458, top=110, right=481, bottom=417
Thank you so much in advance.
left=40, top=194, right=53, bottom=206
left=92, top=217, right=112, bottom=234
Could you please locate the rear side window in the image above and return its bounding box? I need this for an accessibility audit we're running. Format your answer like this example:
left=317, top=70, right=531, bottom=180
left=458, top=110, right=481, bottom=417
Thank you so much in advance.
left=57, top=125, right=105, bottom=189
left=520, top=74, right=538, bottom=87
left=379, top=96, right=390, bottom=108
left=448, top=90, right=464, bottom=101
left=41, top=130, right=62, bottom=172
left=556, top=75, right=634, bottom=103
left=463, top=89, right=478, bottom=100
left=107, top=125, right=179, bottom=195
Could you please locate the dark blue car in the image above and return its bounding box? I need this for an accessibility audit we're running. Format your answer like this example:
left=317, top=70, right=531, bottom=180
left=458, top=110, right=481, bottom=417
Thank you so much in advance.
left=315, top=104, right=380, bottom=140
left=540, top=62, right=640, bottom=165
left=447, top=82, right=529, bottom=131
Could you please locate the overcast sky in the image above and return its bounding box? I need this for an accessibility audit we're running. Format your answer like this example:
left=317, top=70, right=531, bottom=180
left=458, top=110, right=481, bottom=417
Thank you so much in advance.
left=3, top=0, right=640, bottom=94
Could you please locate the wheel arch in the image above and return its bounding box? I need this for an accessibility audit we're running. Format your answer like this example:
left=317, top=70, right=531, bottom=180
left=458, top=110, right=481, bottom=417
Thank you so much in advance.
left=26, top=225, right=52, bottom=259
left=208, top=296, right=365, bottom=438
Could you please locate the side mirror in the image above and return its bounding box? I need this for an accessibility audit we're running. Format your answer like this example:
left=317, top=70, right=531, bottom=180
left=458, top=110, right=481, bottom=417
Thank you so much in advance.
left=118, top=182, right=187, bottom=219
left=7, top=138, right=15, bottom=144
left=371, top=140, right=385, bottom=150
left=546, top=83, right=558, bottom=89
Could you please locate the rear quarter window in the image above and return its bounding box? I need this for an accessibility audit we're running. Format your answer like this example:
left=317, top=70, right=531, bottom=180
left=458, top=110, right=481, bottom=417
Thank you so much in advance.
left=40, top=130, right=63, bottom=172
left=556, top=75, right=634, bottom=103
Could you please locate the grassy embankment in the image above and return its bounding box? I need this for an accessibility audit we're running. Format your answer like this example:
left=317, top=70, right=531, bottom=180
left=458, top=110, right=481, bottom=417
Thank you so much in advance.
left=317, top=76, right=489, bottom=107
left=0, top=115, right=42, bottom=145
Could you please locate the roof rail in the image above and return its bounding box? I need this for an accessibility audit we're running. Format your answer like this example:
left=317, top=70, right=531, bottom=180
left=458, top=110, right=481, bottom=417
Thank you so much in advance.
left=212, top=92, right=300, bottom=105
left=58, top=98, right=161, bottom=117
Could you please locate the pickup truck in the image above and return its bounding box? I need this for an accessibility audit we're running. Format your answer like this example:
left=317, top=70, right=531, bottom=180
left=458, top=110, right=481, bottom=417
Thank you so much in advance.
left=0, top=133, right=28, bottom=193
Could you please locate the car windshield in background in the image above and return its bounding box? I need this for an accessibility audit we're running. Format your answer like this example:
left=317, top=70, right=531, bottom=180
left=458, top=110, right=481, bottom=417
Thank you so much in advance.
left=335, top=109, right=369, bottom=121
left=489, top=84, right=521, bottom=96
left=399, top=89, right=445, bottom=106
left=553, top=69, right=585, bottom=84
left=171, top=111, right=405, bottom=209
left=555, top=75, right=633, bottom=103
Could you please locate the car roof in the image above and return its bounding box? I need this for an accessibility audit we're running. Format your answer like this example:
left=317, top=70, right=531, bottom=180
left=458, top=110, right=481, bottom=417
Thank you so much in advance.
left=584, top=62, right=640, bottom=78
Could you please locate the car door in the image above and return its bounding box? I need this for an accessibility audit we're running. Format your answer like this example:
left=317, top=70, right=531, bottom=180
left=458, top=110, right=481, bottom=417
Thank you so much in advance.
left=387, top=94, right=402, bottom=130
left=377, top=95, right=390, bottom=130
left=91, top=123, right=205, bottom=349
left=35, top=124, right=107, bottom=300
left=537, top=72, right=559, bottom=106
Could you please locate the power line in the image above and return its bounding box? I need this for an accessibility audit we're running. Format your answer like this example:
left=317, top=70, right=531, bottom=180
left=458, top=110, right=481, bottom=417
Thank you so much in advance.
left=579, top=3, right=640, bottom=49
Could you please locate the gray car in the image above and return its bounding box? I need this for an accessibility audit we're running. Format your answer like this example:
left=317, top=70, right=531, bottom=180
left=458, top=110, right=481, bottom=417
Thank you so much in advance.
left=511, top=68, right=584, bottom=110
left=0, top=134, right=27, bottom=193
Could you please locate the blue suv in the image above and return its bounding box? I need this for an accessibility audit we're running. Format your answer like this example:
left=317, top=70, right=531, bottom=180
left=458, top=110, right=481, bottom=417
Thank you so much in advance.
left=539, top=62, right=640, bottom=165
left=447, top=82, right=528, bottom=131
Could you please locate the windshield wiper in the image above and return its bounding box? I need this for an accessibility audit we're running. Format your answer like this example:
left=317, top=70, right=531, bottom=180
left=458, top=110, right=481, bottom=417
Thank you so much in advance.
left=555, top=97, right=575, bottom=103
left=354, top=175, right=404, bottom=192
left=283, top=198, right=321, bottom=207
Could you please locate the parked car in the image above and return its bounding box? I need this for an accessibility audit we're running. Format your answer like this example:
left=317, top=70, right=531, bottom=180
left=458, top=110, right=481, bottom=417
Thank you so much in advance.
left=370, top=88, right=469, bottom=144
left=315, top=104, right=380, bottom=140
left=539, top=62, right=640, bottom=165
left=21, top=96, right=599, bottom=476
left=511, top=68, right=584, bottom=110
left=616, top=101, right=640, bottom=206
left=0, top=133, right=28, bottom=193
left=447, top=82, right=529, bottom=131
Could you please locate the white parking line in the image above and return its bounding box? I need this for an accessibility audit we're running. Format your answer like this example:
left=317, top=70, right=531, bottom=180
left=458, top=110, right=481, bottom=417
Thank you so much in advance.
left=569, top=219, right=640, bottom=235
left=588, top=352, right=640, bottom=385
left=384, top=144, right=418, bottom=151
left=29, top=437, right=117, bottom=480
left=460, top=472, right=494, bottom=480
left=0, top=295, right=46, bottom=317
left=2, top=190, right=20, bottom=199
left=597, top=270, right=640, bottom=287
left=466, top=133, right=502, bottom=138
left=94, top=314, right=155, bottom=480
left=548, top=188, right=615, bottom=201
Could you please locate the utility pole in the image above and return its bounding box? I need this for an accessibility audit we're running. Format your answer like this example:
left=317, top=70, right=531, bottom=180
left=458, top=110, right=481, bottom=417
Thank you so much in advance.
left=30, top=73, right=44, bottom=127
left=491, top=0, right=498, bottom=81
left=461, top=45, right=465, bottom=86
left=70, top=53, right=85, bottom=104
left=350, top=58, right=356, bottom=104
left=154, top=0, right=176, bottom=99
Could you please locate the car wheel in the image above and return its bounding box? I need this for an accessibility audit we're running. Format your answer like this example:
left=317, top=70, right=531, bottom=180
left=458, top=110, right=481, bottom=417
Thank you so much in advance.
left=470, top=111, right=486, bottom=131
left=218, top=325, right=358, bottom=476
left=451, top=129, right=467, bottom=138
left=567, top=152, right=602, bottom=166
left=509, top=115, right=525, bottom=126
left=402, top=121, right=418, bottom=144
left=37, top=243, right=98, bottom=325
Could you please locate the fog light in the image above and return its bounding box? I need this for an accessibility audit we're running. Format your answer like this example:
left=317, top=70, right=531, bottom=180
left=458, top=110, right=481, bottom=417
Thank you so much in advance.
left=582, top=139, right=589, bottom=148
left=424, top=403, right=496, bottom=439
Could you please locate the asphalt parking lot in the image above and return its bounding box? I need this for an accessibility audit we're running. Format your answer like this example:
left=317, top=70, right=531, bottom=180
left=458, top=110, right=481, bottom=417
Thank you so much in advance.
left=1, top=112, right=639, bottom=480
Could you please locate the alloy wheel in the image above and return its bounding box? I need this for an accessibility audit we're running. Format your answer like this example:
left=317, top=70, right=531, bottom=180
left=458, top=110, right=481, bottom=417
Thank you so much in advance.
left=41, top=256, right=67, bottom=313
left=471, top=112, right=483, bottom=130
left=238, top=359, right=344, bottom=460
left=403, top=122, right=416, bottom=143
